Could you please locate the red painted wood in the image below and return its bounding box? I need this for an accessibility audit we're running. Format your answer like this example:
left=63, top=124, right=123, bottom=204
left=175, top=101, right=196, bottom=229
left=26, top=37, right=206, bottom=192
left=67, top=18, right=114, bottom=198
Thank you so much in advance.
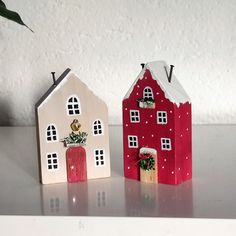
left=123, top=69, right=192, bottom=185
left=66, top=146, right=87, bottom=183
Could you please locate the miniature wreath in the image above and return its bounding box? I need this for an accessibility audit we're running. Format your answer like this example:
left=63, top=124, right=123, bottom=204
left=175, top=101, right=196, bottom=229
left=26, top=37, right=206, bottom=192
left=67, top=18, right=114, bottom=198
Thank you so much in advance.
left=139, top=152, right=155, bottom=171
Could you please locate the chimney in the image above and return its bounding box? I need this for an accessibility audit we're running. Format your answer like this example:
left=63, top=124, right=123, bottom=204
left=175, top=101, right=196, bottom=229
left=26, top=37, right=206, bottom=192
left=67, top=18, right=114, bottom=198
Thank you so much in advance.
left=141, top=63, right=145, bottom=69
left=165, top=65, right=174, bottom=83
left=51, top=72, right=56, bottom=85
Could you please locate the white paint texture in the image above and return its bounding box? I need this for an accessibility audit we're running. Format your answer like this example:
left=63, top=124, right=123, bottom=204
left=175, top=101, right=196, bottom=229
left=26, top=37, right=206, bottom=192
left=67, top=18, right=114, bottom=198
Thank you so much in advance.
left=0, top=0, right=236, bottom=125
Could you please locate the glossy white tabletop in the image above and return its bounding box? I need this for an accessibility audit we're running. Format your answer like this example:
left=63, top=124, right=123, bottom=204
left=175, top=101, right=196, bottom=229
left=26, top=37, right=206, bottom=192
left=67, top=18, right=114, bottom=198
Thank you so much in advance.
left=0, top=125, right=236, bottom=218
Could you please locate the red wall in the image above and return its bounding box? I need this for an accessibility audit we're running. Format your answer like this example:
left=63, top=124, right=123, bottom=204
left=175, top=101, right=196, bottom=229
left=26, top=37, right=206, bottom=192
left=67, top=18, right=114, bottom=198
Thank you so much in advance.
left=122, top=69, right=192, bottom=185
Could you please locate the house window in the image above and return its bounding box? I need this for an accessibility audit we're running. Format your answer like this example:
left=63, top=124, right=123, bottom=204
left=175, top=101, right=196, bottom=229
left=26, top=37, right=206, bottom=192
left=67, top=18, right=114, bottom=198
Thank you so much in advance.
left=94, top=149, right=105, bottom=166
left=161, top=138, right=172, bottom=150
left=157, top=111, right=167, bottom=124
left=47, top=152, right=59, bottom=170
left=130, top=110, right=140, bottom=123
left=128, top=135, right=138, bottom=148
left=93, top=119, right=103, bottom=135
left=46, top=125, right=58, bottom=142
left=143, top=87, right=154, bottom=99
left=67, top=96, right=81, bottom=115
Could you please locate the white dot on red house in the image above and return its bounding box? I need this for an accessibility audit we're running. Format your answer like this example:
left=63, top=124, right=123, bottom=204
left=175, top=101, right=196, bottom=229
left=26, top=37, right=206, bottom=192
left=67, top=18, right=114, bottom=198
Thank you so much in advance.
left=145, top=121, right=148, bottom=124
left=186, top=128, right=189, bottom=131
left=150, top=115, right=153, bottom=118
left=180, top=134, right=183, bottom=137
left=187, top=172, right=189, bottom=176
left=161, top=100, right=163, bottom=102
left=170, top=110, right=172, bottom=113
left=128, top=166, right=130, bottom=169
left=126, top=124, right=128, bottom=127
left=178, top=167, right=181, bottom=171
left=186, top=156, right=188, bottom=159
left=156, top=92, right=159, bottom=95
left=142, top=136, right=144, bottom=139
left=125, top=108, right=127, bottom=110
left=127, top=155, right=129, bottom=157
left=151, top=134, right=154, bottom=137
left=169, top=128, right=172, bottom=131
left=171, top=171, right=174, bottom=174
left=136, top=93, right=139, bottom=95
left=179, top=115, right=181, bottom=118
left=164, top=158, right=167, bottom=162
left=137, top=85, right=140, bottom=88
left=162, top=166, right=164, bottom=169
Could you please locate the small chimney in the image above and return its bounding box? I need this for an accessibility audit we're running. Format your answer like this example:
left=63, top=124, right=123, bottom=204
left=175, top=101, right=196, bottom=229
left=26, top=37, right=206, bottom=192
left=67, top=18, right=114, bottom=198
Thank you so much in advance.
left=164, top=65, right=174, bottom=83
left=51, top=72, right=56, bottom=85
left=141, top=63, right=145, bottom=69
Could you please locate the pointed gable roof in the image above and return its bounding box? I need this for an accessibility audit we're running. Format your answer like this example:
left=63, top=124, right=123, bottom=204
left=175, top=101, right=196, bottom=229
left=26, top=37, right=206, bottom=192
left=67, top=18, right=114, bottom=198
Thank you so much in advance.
left=124, top=61, right=190, bottom=106
left=35, top=68, right=71, bottom=109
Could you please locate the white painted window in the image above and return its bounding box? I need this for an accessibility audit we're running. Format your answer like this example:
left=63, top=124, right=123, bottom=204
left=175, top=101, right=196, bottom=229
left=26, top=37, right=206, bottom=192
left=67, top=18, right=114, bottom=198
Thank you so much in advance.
left=46, top=125, right=58, bottom=142
left=128, top=135, right=138, bottom=148
left=47, top=152, right=59, bottom=170
left=130, top=110, right=140, bottom=123
left=143, top=86, right=154, bottom=99
left=94, top=149, right=105, bottom=166
left=67, top=96, right=81, bottom=115
left=93, top=119, right=103, bottom=135
left=161, top=138, right=172, bottom=150
left=157, top=111, right=168, bottom=124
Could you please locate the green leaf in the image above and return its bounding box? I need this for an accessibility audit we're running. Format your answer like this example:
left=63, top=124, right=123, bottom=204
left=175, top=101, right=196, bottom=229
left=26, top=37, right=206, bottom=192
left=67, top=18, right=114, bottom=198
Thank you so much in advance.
left=0, top=2, right=33, bottom=32
left=0, top=0, right=6, bottom=8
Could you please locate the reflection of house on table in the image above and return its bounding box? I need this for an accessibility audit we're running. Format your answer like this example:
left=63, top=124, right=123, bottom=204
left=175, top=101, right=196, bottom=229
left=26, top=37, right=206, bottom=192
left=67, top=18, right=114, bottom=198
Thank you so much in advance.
left=36, top=69, right=110, bottom=184
left=123, top=61, right=192, bottom=185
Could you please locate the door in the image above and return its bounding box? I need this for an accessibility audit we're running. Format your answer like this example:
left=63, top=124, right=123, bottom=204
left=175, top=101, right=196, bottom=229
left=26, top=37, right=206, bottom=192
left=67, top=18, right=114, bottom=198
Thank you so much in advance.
left=139, top=147, right=158, bottom=183
left=66, top=146, right=87, bottom=183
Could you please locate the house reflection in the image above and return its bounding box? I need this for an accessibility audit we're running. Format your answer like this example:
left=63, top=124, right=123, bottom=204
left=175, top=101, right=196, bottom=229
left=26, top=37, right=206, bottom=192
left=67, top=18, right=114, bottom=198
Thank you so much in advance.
left=125, top=179, right=193, bottom=217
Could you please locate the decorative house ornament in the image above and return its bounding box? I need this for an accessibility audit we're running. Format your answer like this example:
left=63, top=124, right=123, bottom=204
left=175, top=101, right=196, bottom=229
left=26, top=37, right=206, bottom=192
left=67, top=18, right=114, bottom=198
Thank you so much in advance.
left=36, top=69, right=111, bottom=184
left=122, top=61, right=192, bottom=185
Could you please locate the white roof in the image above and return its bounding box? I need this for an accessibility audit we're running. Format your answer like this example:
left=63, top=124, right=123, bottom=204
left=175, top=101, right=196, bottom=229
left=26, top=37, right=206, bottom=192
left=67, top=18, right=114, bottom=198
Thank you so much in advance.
left=124, top=61, right=190, bottom=106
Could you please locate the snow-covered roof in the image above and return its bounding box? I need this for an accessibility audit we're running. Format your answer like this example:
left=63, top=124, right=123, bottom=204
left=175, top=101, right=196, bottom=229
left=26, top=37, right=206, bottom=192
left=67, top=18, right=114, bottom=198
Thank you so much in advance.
left=124, top=61, right=190, bottom=106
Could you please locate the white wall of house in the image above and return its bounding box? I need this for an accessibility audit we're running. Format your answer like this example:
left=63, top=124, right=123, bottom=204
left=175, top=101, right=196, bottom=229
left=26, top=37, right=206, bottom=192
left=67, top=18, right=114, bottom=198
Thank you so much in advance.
left=0, top=0, right=236, bottom=125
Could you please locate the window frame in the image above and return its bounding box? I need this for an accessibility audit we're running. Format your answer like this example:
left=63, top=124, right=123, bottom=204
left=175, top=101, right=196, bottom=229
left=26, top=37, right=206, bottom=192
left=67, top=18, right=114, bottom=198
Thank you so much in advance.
left=143, top=86, right=154, bottom=99
left=94, top=149, right=105, bottom=167
left=161, top=138, right=172, bottom=151
left=47, top=152, right=59, bottom=171
left=67, top=95, right=81, bottom=116
left=128, top=135, right=138, bottom=148
left=46, top=124, right=58, bottom=142
left=157, top=111, right=168, bottom=124
left=93, top=119, right=104, bottom=136
left=130, top=110, right=140, bottom=123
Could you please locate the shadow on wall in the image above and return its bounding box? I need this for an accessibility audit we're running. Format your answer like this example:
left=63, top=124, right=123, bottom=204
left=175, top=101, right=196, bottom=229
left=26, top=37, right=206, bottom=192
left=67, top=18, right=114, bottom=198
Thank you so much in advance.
left=0, top=99, right=13, bottom=126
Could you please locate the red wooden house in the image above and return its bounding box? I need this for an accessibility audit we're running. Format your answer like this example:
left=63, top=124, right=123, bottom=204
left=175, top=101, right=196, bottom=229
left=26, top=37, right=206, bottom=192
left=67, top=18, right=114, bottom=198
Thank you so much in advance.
left=122, top=61, right=191, bottom=185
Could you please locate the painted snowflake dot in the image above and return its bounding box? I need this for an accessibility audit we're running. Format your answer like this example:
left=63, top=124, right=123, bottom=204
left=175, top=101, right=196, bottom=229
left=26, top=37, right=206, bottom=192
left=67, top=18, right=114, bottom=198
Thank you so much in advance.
left=125, top=108, right=127, bottom=110
left=171, top=171, right=174, bottom=174
left=127, top=155, right=129, bottom=157
left=145, top=121, right=148, bottom=124
left=169, top=128, right=172, bottom=131
left=162, top=166, right=165, bottom=169
left=142, top=136, right=144, bottom=139
left=136, top=93, right=139, bottom=95
left=126, top=124, right=128, bottom=127
left=128, top=166, right=130, bottom=170
left=151, top=134, right=154, bottom=137
left=137, top=85, right=140, bottom=88
left=164, top=158, right=167, bottom=162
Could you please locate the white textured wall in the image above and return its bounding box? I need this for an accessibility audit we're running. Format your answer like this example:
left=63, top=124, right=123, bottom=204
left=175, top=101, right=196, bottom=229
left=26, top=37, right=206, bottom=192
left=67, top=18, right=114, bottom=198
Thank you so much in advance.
left=0, top=0, right=236, bottom=125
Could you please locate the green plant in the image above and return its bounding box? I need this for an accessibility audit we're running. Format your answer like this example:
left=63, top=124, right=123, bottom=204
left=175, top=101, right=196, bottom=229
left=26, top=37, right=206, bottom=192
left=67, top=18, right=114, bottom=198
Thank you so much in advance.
left=0, top=0, right=33, bottom=32
left=137, top=97, right=155, bottom=105
left=62, top=132, right=88, bottom=145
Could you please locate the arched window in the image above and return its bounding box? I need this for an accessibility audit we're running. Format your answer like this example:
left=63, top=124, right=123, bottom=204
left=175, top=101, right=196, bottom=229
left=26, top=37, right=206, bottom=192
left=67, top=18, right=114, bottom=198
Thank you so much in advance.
left=93, top=119, right=104, bottom=135
left=143, top=87, right=154, bottom=99
left=46, top=125, right=58, bottom=142
left=67, top=96, right=81, bottom=115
